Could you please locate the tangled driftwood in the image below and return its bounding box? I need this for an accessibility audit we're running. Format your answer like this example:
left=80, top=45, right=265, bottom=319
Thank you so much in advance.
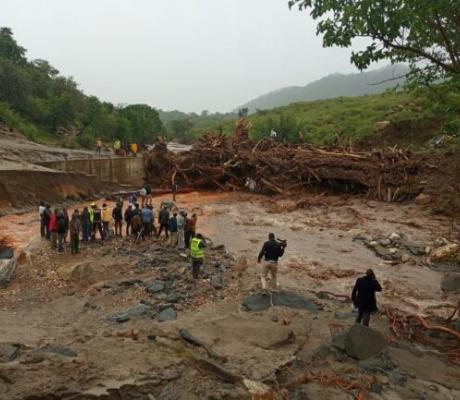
left=144, top=134, right=428, bottom=201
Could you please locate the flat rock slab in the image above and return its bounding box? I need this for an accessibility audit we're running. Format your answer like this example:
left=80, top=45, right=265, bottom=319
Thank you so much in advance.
left=108, top=303, right=155, bottom=323
left=36, top=346, right=77, bottom=358
left=0, top=343, right=20, bottom=362
left=243, top=291, right=318, bottom=313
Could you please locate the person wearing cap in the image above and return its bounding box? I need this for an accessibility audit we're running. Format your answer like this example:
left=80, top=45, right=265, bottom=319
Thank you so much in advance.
left=257, top=233, right=286, bottom=291
left=91, top=203, right=104, bottom=242
left=101, top=203, right=111, bottom=237
left=352, top=269, right=382, bottom=327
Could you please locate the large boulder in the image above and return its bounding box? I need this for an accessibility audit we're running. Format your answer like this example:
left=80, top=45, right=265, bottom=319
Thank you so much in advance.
left=414, top=193, right=432, bottom=205
left=431, top=244, right=459, bottom=263
left=333, top=325, right=386, bottom=360
left=441, top=273, right=460, bottom=292
left=57, top=262, right=100, bottom=284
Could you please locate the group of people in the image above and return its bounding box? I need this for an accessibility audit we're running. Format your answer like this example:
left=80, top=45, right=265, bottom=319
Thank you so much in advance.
left=38, top=197, right=199, bottom=253
left=95, top=139, right=139, bottom=157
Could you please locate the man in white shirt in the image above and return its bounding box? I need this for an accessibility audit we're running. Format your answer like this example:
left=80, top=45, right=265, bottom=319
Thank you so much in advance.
left=38, top=201, right=46, bottom=237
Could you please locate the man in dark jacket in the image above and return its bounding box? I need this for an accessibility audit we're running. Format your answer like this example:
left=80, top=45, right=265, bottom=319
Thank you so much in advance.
left=157, top=206, right=170, bottom=239
left=43, top=204, right=51, bottom=240
left=257, top=233, right=286, bottom=291
left=352, top=269, right=382, bottom=327
left=124, top=205, right=133, bottom=236
left=70, top=210, right=81, bottom=255
left=57, top=211, right=67, bottom=252
left=112, top=202, right=123, bottom=237
left=91, top=204, right=104, bottom=242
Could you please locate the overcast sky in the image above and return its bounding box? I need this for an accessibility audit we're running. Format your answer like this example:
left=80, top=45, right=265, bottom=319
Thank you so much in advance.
left=1, top=0, right=369, bottom=112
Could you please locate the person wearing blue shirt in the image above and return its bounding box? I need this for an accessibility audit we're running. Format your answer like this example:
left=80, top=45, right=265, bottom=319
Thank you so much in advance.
left=168, top=212, right=178, bottom=247
left=141, top=205, right=153, bottom=240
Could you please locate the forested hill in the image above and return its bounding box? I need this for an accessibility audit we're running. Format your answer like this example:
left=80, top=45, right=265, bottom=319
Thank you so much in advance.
left=239, top=64, right=410, bottom=113
left=0, top=27, right=163, bottom=148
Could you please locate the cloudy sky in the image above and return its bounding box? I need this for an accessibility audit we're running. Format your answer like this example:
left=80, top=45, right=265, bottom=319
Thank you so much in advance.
left=1, top=0, right=369, bottom=112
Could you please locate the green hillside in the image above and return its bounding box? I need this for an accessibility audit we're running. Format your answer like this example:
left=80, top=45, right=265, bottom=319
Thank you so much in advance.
left=239, top=65, right=410, bottom=113
left=0, top=27, right=163, bottom=148
left=204, top=89, right=460, bottom=147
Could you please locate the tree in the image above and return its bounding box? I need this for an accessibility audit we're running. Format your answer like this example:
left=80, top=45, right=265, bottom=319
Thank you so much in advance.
left=0, top=27, right=26, bottom=64
left=167, top=119, right=194, bottom=139
left=289, top=0, right=460, bottom=85
left=119, top=104, right=163, bottom=144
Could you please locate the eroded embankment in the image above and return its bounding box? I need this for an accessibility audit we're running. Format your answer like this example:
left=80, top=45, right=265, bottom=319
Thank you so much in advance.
left=0, top=169, right=121, bottom=210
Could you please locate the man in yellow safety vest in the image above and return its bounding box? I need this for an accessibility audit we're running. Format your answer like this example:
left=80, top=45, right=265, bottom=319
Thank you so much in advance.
left=190, top=233, right=206, bottom=279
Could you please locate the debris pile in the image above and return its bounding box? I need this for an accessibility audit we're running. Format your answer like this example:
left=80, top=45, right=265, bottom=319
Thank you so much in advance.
left=354, top=232, right=460, bottom=269
left=144, top=134, right=429, bottom=201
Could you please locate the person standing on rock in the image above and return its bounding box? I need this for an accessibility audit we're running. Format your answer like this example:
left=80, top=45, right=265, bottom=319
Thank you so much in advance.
left=257, top=233, right=286, bottom=291
left=70, top=210, right=81, bottom=255
left=131, top=211, right=142, bottom=239
left=352, top=269, right=382, bottom=327
left=190, top=233, right=206, bottom=279
left=139, top=187, right=147, bottom=207
left=44, top=203, right=51, bottom=240
left=172, top=180, right=178, bottom=202
left=112, top=202, right=123, bottom=237
left=157, top=206, right=170, bottom=240
left=168, top=212, right=178, bottom=247
left=48, top=209, right=58, bottom=249
left=39, top=201, right=46, bottom=237
left=141, top=204, right=153, bottom=240
left=185, top=213, right=197, bottom=249
left=177, top=211, right=186, bottom=249
left=91, top=204, right=104, bottom=242
left=124, top=204, right=133, bottom=236
left=80, top=206, right=91, bottom=243
left=96, top=139, right=102, bottom=155
left=102, top=203, right=111, bottom=237
left=56, top=210, right=67, bottom=252
left=62, top=208, right=69, bottom=243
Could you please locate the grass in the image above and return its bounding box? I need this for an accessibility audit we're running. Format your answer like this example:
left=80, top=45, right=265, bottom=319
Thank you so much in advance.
left=198, top=89, right=458, bottom=148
